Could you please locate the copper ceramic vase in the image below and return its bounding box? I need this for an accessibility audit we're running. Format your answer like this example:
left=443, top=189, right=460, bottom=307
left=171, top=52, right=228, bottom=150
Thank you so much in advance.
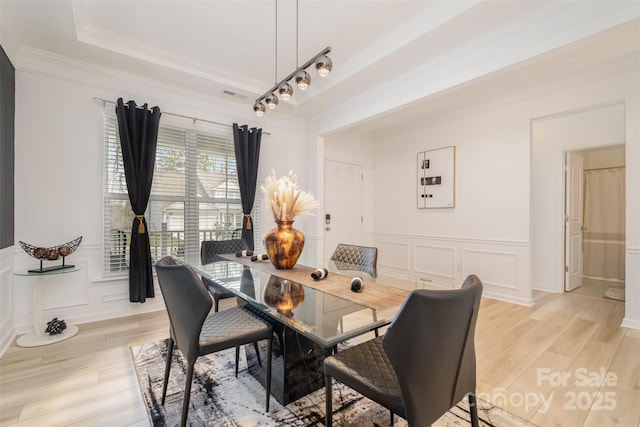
left=263, top=220, right=305, bottom=269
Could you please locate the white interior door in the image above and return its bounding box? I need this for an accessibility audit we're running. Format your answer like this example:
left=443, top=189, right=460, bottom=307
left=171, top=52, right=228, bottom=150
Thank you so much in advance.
left=324, top=160, right=363, bottom=263
left=564, top=151, right=584, bottom=292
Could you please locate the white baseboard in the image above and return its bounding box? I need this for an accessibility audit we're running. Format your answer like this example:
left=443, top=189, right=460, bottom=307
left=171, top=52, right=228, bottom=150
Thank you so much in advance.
left=0, top=325, right=15, bottom=358
left=482, top=290, right=535, bottom=307
left=12, top=302, right=166, bottom=335
left=621, top=317, right=640, bottom=330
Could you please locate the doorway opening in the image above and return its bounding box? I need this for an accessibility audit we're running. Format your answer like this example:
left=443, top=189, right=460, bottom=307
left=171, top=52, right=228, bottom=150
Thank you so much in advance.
left=563, top=145, right=625, bottom=302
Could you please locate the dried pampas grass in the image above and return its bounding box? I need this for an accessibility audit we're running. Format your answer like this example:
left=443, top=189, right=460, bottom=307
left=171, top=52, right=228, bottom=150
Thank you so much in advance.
left=261, top=170, right=319, bottom=221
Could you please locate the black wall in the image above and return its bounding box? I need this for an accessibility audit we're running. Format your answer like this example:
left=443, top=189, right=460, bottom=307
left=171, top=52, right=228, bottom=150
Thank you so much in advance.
left=0, top=44, right=15, bottom=249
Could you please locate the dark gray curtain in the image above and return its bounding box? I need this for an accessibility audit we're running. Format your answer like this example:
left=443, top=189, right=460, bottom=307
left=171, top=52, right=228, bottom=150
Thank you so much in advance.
left=233, top=124, right=262, bottom=250
left=0, top=44, right=15, bottom=250
left=116, top=98, right=161, bottom=303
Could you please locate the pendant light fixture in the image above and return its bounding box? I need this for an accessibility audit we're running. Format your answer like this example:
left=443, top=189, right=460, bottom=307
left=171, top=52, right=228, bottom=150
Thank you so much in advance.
left=315, top=54, right=332, bottom=77
left=294, top=1, right=310, bottom=91
left=253, top=101, right=266, bottom=116
left=265, top=0, right=280, bottom=111
left=253, top=0, right=332, bottom=116
left=295, top=70, right=311, bottom=90
left=278, top=82, right=293, bottom=100
left=265, top=93, right=279, bottom=109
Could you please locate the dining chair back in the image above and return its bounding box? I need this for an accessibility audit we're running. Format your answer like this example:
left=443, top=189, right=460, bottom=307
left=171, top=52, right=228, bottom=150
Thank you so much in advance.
left=328, top=243, right=378, bottom=279
left=323, top=274, right=483, bottom=427
left=155, top=256, right=273, bottom=427
left=201, top=238, right=250, bottom=264
left=201, top=238, right=250, bottom=311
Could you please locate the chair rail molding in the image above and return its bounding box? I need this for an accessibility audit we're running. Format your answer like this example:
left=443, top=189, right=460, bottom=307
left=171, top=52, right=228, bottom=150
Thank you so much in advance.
left=372, top=232, right=532, bottom=306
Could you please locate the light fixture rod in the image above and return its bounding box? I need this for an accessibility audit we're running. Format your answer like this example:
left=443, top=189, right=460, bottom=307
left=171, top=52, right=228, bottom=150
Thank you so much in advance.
left=255, top=46, right=331, bottom=103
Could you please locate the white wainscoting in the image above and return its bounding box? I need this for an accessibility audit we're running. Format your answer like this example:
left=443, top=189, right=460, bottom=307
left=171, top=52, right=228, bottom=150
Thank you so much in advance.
left=12, top=243, right=165, bottom=335
left=374, top=233, right=532, bottom=306
left=0, top=246, right=15, bottom=357
left=413, top=244, right=456, bottom=287
left=462, top=249, right=519, bottom=290
left=377, top=240, right=410, bottom=270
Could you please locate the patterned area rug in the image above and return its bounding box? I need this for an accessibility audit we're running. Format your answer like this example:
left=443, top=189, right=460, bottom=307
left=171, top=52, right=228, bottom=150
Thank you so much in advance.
left=603, top=287, right=625, bottom=302
left=131, top=340, right=535, bottom=427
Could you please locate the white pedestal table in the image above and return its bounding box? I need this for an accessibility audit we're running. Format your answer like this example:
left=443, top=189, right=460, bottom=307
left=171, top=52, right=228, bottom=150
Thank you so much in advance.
left=13, top=266, right=81, bottom=347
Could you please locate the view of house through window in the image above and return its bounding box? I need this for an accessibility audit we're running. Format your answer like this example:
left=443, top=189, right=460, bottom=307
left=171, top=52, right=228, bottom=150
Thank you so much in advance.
left=104, top=111, right=244, bottom=274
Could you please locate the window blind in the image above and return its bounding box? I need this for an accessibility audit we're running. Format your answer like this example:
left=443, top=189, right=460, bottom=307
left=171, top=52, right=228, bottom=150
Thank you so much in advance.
left=103, top=109, right=253, bottom=274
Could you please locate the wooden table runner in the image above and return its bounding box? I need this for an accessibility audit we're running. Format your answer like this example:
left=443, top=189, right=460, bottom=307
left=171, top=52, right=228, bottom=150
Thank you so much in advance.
left=220, top=254, right=409, bottom=310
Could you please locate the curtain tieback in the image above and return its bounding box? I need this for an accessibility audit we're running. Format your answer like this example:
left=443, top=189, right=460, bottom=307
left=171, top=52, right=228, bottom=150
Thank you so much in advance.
left=244, top=213, right=252, bottom=230
left=135, top=215, right=146, bottom=234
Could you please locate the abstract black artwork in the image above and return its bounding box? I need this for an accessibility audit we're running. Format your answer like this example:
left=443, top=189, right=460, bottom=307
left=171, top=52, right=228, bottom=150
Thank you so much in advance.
left=417, top=146, right=455, bottom=208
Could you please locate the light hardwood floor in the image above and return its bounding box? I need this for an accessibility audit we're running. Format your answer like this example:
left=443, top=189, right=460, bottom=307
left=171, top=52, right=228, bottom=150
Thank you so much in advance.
left=1, top=287, right=638, bottom=426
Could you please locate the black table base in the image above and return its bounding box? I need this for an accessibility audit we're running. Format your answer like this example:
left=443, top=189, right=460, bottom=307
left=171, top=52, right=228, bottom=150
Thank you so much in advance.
left=246, top=322, right=333, bottom=405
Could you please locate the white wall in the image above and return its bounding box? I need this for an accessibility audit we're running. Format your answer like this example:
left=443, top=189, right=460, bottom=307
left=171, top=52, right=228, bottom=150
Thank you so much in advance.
left=531, top=57, right=639, bottom=328
left=532, top=103, right=626, bottom=290
left=323, top=54, right=640, bottom=321
left=370, top=93, right=531, bottom=304
left=5, top=31, right=639, bottom=357
left=9, top=54, right=308, bottom=342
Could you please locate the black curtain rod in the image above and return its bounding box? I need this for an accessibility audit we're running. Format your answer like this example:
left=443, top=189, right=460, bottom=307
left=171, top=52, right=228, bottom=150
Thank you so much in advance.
left=94, top=97, right=270, bottom=135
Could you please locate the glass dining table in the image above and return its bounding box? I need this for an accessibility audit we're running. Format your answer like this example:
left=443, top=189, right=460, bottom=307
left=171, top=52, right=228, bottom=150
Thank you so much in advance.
left=189, top=258, right=403, bottom=405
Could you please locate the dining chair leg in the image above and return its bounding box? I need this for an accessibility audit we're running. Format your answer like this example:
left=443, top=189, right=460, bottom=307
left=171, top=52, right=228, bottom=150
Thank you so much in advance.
left=373, top=311, right=379, bottom=337
left=161, top=338, right=174, bottom=405
left=235, top=346, right=240, bottom=377
left=468, top=392, right=479, bottom=427
left=180, top=361, right=196, bottom=427
left=265, top=334, right=273, bottom=412
left=325, top=374, right=333, bottom=427
left=214, top=298, right=220, bottom=313
left=253, top=342, right=262, bottom=366
left=390, top=410, right=394, bottom=425
left=236, top=343, right=262, bottom=374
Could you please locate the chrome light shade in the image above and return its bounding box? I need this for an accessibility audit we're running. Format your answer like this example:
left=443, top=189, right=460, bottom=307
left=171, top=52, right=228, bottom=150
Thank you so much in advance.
left=278, top=82, right=293, bottom=100
left=295, top=70, right=311, bottom=90
left=315, top=55, right=332, bottom=77
left=253, top=101, right=266, bottom=117
left=265, top=93, right=279, bottom=109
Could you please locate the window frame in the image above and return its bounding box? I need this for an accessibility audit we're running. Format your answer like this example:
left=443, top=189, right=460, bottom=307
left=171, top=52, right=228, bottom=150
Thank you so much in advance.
left=102, top=110, right=245, bottom=276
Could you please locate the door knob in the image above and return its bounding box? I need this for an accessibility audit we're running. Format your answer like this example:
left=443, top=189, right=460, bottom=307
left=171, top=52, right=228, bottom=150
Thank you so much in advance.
left=325, top=226, right=331, bottom=231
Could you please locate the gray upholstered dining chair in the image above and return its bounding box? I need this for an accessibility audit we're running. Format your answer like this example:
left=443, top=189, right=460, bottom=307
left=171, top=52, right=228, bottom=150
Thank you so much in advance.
left=328, top=243, right=380, bottom=335
left=201, top=239, right=265, bottom=369
left=201, top=238, right=250, bottom=312
left=155, top=256, right=273, bottom=427
left=328, top=243, right=378, bottom=280
left=323, top=275, right=483, bottom=427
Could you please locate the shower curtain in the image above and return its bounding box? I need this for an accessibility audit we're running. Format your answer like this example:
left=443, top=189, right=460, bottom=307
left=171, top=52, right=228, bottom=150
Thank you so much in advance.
left=583, top=167, right=625, bottom=282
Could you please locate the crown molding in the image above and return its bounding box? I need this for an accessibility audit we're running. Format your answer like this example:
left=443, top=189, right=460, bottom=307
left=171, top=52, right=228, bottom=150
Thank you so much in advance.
left=306, top=4, right=640, bottom=135
left=14, top=46, right=251, bottom=114
left=70, top=0, right=268, bottom=99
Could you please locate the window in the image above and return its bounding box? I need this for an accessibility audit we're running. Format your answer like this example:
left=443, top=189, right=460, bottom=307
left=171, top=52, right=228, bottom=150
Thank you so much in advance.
left=103, top=110, right=246, bottom=274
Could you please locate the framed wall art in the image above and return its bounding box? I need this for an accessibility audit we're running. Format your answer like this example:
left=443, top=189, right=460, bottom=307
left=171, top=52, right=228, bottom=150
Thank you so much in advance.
left=417, top=146, right=455, bottom=208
